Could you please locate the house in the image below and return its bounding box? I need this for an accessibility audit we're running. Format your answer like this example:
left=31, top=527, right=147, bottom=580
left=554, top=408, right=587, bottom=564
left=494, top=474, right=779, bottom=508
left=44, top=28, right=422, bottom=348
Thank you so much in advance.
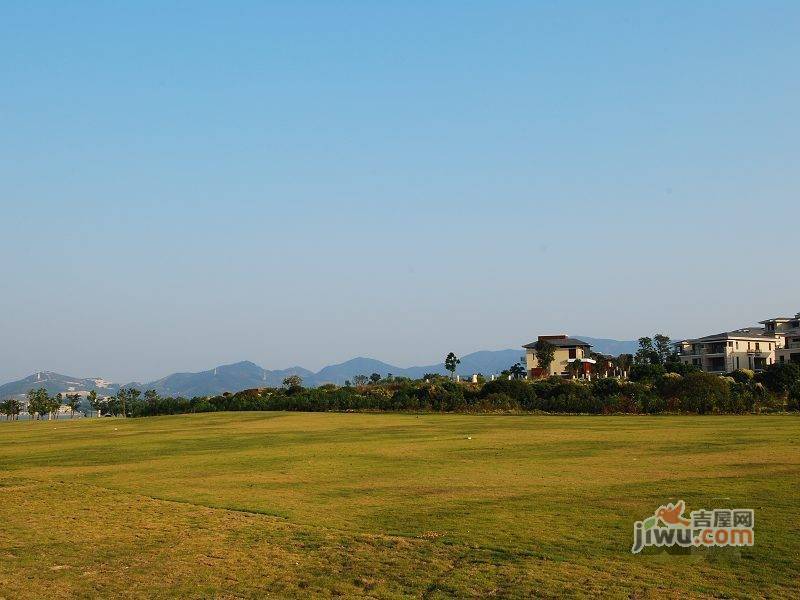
left=676, top=327, right=777, bottom=373
left=523, top=335, right=593, bottom=378
left=761, top=313, right=800, bottom=365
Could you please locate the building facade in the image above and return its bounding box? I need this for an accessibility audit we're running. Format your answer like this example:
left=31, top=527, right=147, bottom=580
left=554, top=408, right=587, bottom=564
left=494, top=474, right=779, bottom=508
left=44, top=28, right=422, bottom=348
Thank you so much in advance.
left=523, top=335, right=592, bottom=378
left=676, top=328, right=777, bottom=373
left=761, top=313, right=800, bottom=365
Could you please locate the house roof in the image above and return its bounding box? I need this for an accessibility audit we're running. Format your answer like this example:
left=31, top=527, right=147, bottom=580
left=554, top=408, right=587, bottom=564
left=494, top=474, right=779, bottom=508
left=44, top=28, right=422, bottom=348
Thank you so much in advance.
left=523, top=337, right=592, bottom=349
left=678, top=327, right=776, bottom=344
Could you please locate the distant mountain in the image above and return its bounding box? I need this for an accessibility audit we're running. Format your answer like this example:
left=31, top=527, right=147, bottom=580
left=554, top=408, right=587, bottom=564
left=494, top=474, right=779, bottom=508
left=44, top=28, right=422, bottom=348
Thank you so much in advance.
left=0, top=338, right=643, bottom=399
left=307, top=349, right=527, bottom=385
left=311, top=357, right=402, bottom=386
left=0, top=371, right=120, bottom=400
left=452, top=349, right=526, bottom=376
left=135, top=361, right=313, bottom=397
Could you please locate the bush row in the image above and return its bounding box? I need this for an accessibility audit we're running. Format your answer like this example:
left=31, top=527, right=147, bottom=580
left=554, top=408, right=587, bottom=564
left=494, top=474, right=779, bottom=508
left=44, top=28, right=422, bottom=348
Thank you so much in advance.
left=116, top=363, right=800, bottom=417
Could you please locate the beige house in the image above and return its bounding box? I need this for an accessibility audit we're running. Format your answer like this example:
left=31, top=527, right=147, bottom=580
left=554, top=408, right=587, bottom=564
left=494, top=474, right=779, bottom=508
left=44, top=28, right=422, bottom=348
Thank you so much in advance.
left=524, top=335, right=592, bottom=378
left=676, top=327, right=777, bottom=373
left=761, top=313, right=800, bottom=365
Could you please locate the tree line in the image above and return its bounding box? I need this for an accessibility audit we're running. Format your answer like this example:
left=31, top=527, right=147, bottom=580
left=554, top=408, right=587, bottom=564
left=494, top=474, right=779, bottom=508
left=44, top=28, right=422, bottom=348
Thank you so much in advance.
left=15, top=362, right=793, bottom=419
left=4, top=343, right=800, bottom=420
left=1, top=388, right=86, bottom=420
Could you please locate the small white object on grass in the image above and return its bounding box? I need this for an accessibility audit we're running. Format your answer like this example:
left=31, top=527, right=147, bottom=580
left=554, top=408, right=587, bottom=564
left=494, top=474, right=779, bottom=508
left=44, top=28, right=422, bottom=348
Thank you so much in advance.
left=467, top=436, right=472, bottom=440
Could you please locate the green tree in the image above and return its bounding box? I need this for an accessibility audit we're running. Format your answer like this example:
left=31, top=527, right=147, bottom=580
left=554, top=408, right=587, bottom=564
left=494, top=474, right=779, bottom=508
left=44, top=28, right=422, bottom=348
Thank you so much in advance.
left=788, top=381, right=800, bottom=411
left=757, top=363, right=800, bottom=397
left=66, top=393, right=82, bottom=418
left=352, top=374, right=368, bottom=386
left=566, top=359, right=583, bottom=380
left=369, top=373, right=382, bottom=384
left=1, top=398, right=21, bottom=420
left=508, top=363, right=526, bottom=379
left=87, top=390, right=101, bottom=416
left=10, top=398, right=21, bottom=420
left=112, top=390, right=124, bottom=417
left=26, top=389, right=42, bottom=420
left=282, top=375, right=303, bottom=389
left=635, top=337, right=658, bottom=364
left=534, top=340, right=556, bottom=377
left=677, top=372, right=731, bottom=414
left=115, top=388, right=140, bottom=417
left=614, top=354, right=633, bottom=379
left=654, top=334, right=674, bottom=364
left=144, top=389, right=159, bottom=414
left=445, top=352, right=460, bottom=380
left=49, top=393, right=63, bottom=420
left=589, top=353, right=610, bottom=378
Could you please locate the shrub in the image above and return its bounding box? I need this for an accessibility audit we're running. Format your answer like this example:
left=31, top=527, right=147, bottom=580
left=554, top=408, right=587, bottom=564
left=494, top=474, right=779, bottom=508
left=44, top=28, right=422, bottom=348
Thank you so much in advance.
left=474, top=393, right=519, bottom=412
left=729, top=369, right=755, bottom=384
left=545, top=381, right=600, bottom=413
left=480, top=379, right=537, bottom=410
left=591, top=378, right=623, bottom=400
left=787, top=382, right=800, bottom=411
left=676, top=372, right=731, bottom=414
left=629, top=363, right=666, bottom=383
left=665, top=361, right=700, bottom=376
left=757, top=363, right=800, bottom=396
left=623, top=382, right=661, bottom=414
left=192, top=398, right=215, bottom=413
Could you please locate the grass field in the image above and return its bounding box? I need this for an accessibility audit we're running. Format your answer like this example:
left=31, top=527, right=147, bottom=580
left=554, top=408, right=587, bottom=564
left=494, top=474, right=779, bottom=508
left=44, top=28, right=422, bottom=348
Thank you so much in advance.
left=0, top=412, right=798, bottom=599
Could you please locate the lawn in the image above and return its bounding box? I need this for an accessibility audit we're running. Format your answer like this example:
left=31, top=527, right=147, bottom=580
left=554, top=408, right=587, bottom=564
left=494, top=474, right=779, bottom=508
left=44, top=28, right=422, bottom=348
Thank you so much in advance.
left=0, top=412, right=797, bottom=598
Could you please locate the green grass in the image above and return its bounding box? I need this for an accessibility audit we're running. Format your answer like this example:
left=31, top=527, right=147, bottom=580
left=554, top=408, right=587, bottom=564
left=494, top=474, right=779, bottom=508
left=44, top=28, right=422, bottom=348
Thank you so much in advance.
left=0, top=412, right=798, bottom=598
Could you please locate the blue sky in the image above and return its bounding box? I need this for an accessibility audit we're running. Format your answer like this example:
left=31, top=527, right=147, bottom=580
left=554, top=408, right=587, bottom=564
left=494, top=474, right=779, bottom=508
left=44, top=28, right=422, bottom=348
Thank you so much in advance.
left=1, top=2, right=798, bottom=382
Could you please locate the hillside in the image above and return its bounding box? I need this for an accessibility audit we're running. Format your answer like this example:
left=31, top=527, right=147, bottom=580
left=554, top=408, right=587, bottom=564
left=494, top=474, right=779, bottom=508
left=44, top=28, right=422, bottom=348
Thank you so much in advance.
left=136, top=361, right=314, bottom=397
left=0, top=371, right=119, bottom=399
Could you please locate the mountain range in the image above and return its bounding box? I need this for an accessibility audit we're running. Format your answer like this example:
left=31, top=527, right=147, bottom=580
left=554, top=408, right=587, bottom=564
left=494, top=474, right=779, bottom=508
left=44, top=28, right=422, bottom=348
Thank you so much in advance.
left=0, top=336, right=640, bottom=400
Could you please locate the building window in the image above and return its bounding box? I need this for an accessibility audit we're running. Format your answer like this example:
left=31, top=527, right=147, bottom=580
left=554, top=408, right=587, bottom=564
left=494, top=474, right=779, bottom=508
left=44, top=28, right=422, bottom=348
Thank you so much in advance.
left=568, top=348, right=576, bottom=359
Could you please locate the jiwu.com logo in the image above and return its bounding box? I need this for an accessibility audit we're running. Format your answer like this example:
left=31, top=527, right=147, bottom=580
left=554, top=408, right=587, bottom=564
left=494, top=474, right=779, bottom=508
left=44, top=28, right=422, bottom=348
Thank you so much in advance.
left=632, top=500, right=754, bottom=554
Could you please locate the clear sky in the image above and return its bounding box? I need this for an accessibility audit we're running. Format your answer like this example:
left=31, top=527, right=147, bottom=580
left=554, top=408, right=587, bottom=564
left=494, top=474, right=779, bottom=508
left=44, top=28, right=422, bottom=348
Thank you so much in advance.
left=1, top=2, right=798, bottom=383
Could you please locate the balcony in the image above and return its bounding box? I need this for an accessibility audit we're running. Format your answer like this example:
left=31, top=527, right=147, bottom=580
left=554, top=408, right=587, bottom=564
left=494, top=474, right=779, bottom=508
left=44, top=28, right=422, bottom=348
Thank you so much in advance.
left=747, top=349, right=769, bottom=356
left=705, top=357, right=728, bottom=372
left=704, top=348, right=728, bottom=356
